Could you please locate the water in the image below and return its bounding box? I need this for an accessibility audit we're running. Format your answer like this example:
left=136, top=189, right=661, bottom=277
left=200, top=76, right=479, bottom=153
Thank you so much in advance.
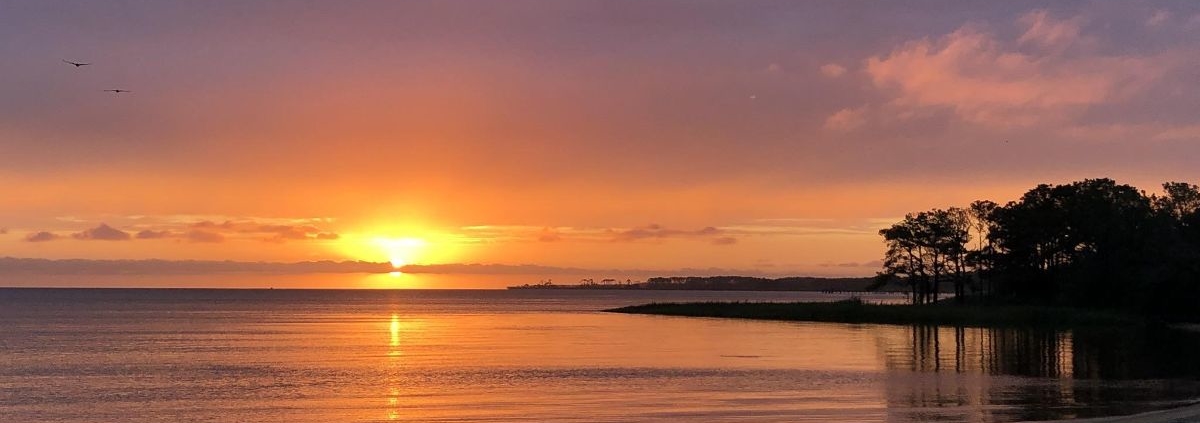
left=1, top=288, right=1199, bottom=422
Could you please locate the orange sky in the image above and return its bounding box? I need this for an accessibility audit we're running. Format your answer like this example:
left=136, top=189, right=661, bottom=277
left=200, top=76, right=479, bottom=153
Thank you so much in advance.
left=2, top=1, right=1199, bottom=280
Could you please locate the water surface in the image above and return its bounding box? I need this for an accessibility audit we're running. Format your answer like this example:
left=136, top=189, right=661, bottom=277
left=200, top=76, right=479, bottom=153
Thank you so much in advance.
left=1, top=288, right=1198, bottom=422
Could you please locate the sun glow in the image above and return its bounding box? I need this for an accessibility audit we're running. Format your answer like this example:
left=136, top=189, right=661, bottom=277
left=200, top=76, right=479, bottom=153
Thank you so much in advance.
left=331, top=223, right=467, bottom=274
left=374, top=237, right=428, bottom=269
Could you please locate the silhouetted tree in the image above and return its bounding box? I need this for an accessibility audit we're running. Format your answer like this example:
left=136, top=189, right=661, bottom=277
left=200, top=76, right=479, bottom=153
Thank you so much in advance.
left=877, top=178, right=1200, bottom=320
left=945, top=207, right=972, bottom=302
left=879, top=208, right=970, bottom=304
left=1153, top=182, right=1200, bottom=222
left=966, top=200, right=999, bottom=297
left=987, top=179, right=1157, bottom=308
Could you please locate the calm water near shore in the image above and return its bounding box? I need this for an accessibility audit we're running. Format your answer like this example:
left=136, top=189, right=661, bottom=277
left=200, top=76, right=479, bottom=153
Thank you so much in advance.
left=2, top=288, right=1199, bottom=422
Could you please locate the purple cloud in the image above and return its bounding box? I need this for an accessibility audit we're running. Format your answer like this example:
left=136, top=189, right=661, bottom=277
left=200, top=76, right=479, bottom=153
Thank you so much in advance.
left=610, top=224, right=729, bottom=243
left=71, top=223, right=131, bottom=241
left=24, top=231, right=59, bottom=242
left=187, top=230, right=225, bottom=243
left=135, top=229, right=173, bottom=239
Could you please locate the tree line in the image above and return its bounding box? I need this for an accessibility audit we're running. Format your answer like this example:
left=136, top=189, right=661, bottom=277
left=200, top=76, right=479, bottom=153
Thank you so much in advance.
left=876, top=178, right=1200, bottom=320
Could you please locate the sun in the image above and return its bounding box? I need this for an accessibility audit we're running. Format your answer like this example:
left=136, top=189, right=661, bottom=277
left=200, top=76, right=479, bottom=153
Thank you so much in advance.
left=374, top=237, right=428, bottom=269
left=330, top=225, right=462, bottom=271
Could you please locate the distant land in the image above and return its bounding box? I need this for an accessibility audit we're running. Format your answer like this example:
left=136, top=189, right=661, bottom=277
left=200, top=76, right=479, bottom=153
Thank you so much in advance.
left=509, top=276, right=905, bottom=292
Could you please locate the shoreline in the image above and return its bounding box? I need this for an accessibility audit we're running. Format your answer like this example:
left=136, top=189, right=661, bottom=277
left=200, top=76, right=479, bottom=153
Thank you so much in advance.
left=605, top=300, right=1145, bottom=328
left=507, top=285, right=907, bottom=293
left=612, top=300, right=1198, bottom=423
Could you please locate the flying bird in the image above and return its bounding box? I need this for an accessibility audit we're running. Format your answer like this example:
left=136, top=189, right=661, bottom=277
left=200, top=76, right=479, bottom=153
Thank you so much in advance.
left=62, top=59, right=91, bottom=67
left=103, top=89, right=131, bottom=94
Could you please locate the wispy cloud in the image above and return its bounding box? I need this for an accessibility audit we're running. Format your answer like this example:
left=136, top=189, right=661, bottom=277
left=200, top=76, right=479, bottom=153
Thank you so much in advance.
left=1146, top=10, right=1171, bottom=27
left=1016, top=10, right=1086, bottom=50
left=820, top=63, right=847, bottom=77
left=824, top=106, right=867, bottom=131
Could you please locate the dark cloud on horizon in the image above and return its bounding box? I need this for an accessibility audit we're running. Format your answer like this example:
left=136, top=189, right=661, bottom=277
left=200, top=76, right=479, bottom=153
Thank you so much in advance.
left=192, top=220, right=236, bottom=230
left=186, top=230, right=225, bottom=243
left=257, top=224, right=321, bottom=242
left=19, top=219, right=340, bottom=245
left=460, top=224, right=744, bottom=245
left=190, top=220, right=337, bottom=242
left=0, top=257, right=390, bottom=275
left=24, top=231, right=59, bottom=242
left=135, top=229, right=172, bottom=239
left=609, top=224, right=734, bottom=245
left=71, top=223, right=131, bottom=241
left=819, top=260, right=884, bottom=269
left=610, top=224, right=716, bottom=241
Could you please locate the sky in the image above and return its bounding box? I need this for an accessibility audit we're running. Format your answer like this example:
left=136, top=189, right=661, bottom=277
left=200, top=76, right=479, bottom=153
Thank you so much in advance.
left=2, top=1, right=1200, bottom=281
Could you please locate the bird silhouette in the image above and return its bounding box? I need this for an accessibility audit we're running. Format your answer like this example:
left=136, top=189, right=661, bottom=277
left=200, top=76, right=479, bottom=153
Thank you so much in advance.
left=62, top=59, right=91, bottom=67
left=103, top=89, right=130, bottom=94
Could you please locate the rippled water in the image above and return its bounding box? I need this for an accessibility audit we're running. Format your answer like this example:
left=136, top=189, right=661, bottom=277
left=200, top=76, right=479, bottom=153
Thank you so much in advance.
left=1, top=288, right=1199, bottom=422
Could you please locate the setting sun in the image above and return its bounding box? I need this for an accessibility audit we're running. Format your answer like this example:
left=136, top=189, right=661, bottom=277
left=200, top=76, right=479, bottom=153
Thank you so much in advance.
left=331, top=228, right=465, bottom=271
left=374, top=237, right=428, bottom=269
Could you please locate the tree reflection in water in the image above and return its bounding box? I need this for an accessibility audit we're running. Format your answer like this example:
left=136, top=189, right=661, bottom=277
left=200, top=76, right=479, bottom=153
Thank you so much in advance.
left=878, top=325, right=1200, bottom=423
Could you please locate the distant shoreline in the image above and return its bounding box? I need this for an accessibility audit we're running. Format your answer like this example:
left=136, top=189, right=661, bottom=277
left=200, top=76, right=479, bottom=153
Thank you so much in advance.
left=507, top=284, right=906, bottom=294
left=508, top=275, right=909, bottom=292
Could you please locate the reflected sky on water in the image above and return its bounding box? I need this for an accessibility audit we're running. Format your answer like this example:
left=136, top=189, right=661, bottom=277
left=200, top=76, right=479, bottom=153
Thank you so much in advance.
left=1, top=288, right=1198, bottom=422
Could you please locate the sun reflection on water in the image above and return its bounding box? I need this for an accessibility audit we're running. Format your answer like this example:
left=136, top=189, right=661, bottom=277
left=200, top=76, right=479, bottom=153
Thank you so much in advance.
left=386, top=313, right=403, bottom=420
left=390, top=313, right=401, bottom=350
